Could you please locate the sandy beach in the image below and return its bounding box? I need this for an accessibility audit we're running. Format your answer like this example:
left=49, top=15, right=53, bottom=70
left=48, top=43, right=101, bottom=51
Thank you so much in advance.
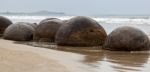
left=1, top=16, right=150, bottom=72
left=0, top=39, right=89, bottom=72
left=1, top=33, right=150, bottom=72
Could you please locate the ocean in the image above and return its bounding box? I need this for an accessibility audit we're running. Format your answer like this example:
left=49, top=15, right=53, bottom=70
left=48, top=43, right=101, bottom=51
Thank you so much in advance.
left=3, top=15, right=150, bottom=72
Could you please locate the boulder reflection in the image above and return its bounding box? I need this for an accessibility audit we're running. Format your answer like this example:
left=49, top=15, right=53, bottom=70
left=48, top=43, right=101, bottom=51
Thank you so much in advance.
left=104, top=51, right=150, bottom=72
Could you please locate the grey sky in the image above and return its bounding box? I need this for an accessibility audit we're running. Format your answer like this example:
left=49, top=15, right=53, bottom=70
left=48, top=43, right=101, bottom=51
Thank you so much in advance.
left=0, top=0, right=150, bottom=15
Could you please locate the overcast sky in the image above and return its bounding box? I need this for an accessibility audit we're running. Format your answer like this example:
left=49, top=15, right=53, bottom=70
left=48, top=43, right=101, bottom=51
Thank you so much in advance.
left=0, top=0, right=150, bottom=15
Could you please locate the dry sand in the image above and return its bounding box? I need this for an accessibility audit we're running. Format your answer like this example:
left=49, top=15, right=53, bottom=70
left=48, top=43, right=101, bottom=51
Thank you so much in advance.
left=0, top=39, right=89, bottom=72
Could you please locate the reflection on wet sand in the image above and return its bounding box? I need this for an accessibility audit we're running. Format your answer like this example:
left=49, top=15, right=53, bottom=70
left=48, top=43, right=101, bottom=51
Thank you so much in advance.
left=16, top=41, right=150, bottom=72
left=105, top=51, right=149, bottom=72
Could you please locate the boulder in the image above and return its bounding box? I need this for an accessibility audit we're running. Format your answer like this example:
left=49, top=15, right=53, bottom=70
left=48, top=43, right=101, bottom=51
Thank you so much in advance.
left=55, top=16, right=107, bottom=46
left=3, top=22, right=35, bottom=41
left=0, top=16, right=12, bottom=36
left=34, top=18, right=63, bottom=42
left=103, top=26, right=150, bottom=51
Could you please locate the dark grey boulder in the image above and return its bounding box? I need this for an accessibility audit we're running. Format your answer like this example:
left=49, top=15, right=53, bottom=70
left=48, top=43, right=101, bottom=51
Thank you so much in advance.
left=3, top=22, right=35, bottom=41
left=55, top=16, right=107, bottom=46
left=103, top=26, right=150, bottom=51
left=34, top=18, right=63, bottom=42
left=0, top=16, right=12, bottom=36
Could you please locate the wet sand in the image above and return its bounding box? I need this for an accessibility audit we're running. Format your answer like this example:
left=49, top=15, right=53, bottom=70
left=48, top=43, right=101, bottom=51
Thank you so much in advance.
left=1, top=39, right=150, bottom=72
left=10, top=40, right=150, bottom=72
left=0, top=48, right=70, bottom=72
left=0, top=39, right=91, bottom=72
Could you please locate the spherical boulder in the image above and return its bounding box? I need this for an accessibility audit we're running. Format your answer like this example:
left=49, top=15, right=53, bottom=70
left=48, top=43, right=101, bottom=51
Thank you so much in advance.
left=0, top=16, right=12, bottom=35
left=34, top=18, right=63, bottom=42
left=55, top=16, right=107, bottom=46
left=103, top=26, right=150, bottom=51
left=3, top=22, right=35, bottom=41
